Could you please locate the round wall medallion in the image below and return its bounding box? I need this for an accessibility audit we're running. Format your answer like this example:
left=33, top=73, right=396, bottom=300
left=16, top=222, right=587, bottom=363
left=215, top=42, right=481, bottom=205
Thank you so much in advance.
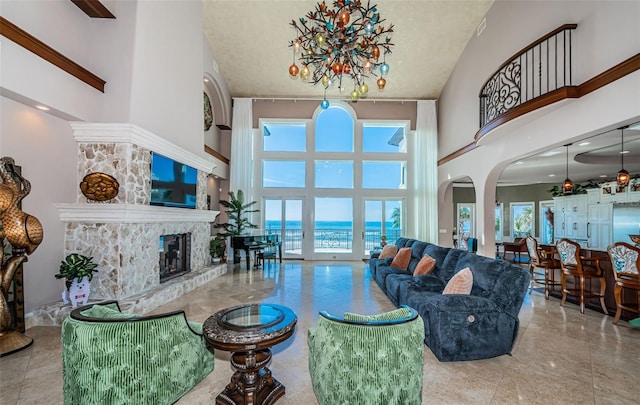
left=80, top=172, right=119, bottom=202
left=204, top=91, right=213, bottom=131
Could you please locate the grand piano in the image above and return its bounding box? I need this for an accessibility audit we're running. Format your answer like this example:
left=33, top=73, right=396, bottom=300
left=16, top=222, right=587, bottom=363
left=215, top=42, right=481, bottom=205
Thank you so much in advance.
left=232, top=233, right=282, bottom=270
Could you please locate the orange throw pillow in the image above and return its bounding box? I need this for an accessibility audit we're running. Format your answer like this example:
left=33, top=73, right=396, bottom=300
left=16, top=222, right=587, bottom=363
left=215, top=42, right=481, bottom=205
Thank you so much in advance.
left=390, top=247, right=412, bottom=270
left=443, top=267, right=473, bottom=294
left=378, top=245, right=398, bottom=259
left=413, top=254, right=436, bottom=276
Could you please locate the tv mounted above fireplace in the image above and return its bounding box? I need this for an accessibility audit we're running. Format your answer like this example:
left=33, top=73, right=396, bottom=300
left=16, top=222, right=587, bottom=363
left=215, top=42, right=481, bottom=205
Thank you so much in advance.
left=150, top=152, right=197, bottom=209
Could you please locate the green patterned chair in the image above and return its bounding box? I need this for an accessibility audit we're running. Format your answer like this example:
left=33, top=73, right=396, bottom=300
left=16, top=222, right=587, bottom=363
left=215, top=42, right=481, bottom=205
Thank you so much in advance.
left=61, top=301, right=215, bottom=405
left=308, top=305, right=424, bottom=405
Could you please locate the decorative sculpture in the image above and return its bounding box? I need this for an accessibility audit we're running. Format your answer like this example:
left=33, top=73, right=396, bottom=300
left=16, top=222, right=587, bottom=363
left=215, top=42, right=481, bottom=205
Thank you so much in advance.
left=0, top=157, right=43, bottom=356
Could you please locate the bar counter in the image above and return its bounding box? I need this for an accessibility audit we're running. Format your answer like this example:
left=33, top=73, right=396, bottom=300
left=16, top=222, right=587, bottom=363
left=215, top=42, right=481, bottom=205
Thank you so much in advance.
left=539, top=245, right=637, bottom=320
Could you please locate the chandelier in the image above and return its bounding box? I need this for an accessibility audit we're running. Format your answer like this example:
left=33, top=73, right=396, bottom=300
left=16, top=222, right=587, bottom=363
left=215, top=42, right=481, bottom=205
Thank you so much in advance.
left=288, top=0, right=394, bottom=109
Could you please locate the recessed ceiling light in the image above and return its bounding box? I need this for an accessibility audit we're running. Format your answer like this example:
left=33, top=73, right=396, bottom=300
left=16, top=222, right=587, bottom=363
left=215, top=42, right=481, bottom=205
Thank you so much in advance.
left=621, top=150, right=630, bottom=154
left=599, top=174, right=608, bottom=178
left=540, top=151, right=560, bottom=157
left=578, top=141, right=590, bottom=146
left=204, top=78, right=209, bottom=82
left=35, top=105, right=50, bottom=111
left=548, top=174, right=556, bottom=177
left=515, top=161, right=524, bottom=165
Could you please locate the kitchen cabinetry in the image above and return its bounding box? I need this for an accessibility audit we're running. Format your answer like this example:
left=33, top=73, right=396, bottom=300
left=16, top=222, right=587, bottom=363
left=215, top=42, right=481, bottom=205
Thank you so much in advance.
left=554, top=194, right=588, bottom=242
left=587, top=203, right=612, bottom=250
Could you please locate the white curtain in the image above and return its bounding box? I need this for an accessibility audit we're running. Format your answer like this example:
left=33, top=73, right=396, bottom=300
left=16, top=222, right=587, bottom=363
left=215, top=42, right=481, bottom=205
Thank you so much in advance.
left=414, top=100, right=438, bottom=242
left=230, top=98, right=254, bottom=202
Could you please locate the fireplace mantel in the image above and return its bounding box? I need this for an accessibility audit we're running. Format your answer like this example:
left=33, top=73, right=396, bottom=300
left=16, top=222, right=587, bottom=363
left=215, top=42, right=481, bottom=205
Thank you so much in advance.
left=55, top=203, right=219, bottom=223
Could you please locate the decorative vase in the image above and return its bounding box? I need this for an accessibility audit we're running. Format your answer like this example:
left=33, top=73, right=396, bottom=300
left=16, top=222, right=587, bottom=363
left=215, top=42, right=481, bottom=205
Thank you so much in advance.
left=62, top=276, right=91, bottom=308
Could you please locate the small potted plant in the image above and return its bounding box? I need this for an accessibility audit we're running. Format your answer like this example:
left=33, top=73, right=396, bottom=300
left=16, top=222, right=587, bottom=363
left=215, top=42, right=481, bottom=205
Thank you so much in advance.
left=209, top=235, right=226, bottom=264
left=55, top=253, right=99, bottom=307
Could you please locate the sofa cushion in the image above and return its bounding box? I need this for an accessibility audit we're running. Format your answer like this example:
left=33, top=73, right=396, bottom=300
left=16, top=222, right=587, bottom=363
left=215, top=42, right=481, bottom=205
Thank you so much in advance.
left=443, top=267, right=473, bottom=295
left=379, top=244, right=398, bottom=259
left=414, top=254, right=436, bottom=276
left=391, top=247, right=412, bottom=270
left=384, top=273, right=415, bottom=306
left=81, top=304, right=137, bottom=319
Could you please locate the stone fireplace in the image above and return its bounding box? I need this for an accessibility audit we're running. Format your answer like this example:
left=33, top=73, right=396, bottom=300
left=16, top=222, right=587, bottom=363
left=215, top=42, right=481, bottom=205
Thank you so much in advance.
left=33, top=123, right=224, bottom=325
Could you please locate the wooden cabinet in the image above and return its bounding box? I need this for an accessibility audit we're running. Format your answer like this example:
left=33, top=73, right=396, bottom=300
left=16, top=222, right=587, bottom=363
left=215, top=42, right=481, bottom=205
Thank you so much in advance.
left=587, top=203, right=612, bottom=250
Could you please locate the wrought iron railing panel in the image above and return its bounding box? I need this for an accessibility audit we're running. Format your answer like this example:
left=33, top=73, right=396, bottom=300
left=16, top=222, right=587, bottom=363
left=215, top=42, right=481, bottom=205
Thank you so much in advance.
left=265, top=227, right=402, bottom=254
left=480, top=25, right=577, bottom=129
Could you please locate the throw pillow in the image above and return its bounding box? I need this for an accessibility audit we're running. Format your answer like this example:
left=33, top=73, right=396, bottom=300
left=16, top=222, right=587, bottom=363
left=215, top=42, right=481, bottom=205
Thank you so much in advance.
left=390, top=247, right=412, bottom=270
left=378, top=244, right=398, bottom=259
left=442, top=267, right=473, bottom=295
left=413, top=254, right=436, bottom=276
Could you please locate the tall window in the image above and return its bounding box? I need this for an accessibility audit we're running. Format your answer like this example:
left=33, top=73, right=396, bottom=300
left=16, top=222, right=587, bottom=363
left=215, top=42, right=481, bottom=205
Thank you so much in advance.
left=258, top=103, right=409, bottom=259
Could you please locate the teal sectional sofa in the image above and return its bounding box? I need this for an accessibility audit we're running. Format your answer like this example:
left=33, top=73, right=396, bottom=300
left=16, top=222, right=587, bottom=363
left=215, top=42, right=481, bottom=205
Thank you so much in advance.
left=369, top=238, right=530, bottom=362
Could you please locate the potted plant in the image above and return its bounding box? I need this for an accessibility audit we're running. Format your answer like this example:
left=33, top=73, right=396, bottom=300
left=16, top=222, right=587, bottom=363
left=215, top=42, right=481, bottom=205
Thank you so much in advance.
left=214, top=190, right=259, bottom=263
left=55, top=253, right=99, bottom=308
left=209, top=235, right=226, bottom=264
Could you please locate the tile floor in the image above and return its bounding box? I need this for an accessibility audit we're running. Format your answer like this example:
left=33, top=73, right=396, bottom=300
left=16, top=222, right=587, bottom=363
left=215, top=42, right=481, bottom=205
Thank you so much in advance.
left=2, top=260, right=639, bottom=404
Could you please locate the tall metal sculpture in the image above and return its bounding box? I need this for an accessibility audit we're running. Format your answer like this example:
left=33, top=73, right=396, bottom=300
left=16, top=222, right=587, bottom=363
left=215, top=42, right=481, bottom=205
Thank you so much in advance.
left=0, top=157, right=43, bottom=356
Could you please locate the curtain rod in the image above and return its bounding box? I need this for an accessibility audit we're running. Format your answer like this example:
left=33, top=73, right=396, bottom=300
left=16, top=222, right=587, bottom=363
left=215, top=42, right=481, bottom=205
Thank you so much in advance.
left=248, top=97, right=428, bottom=103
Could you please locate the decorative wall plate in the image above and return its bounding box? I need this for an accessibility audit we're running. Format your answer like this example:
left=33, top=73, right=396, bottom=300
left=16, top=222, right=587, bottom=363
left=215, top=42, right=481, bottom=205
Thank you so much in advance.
left=80, top=172, right=119, bottom=202
left=204, top=91, right=213, bottom=131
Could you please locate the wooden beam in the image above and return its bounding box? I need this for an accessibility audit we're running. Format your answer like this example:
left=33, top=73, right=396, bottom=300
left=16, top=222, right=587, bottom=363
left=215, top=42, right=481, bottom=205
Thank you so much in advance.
left=0, top=17, right=106, bottom=92
left=71, top=0, right=115, bottom=18
left=204, top=145, right=230, bottom=165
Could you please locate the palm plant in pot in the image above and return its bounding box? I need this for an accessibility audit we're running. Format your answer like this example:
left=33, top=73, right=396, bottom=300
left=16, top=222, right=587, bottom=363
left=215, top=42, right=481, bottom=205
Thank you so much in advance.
left=54, top=253, right=98, bottom=307
left=214, top=190, right=259, bottom=263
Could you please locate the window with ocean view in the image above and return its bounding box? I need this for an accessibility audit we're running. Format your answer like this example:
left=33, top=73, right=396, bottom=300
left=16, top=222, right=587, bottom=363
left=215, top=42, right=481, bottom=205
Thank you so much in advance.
left=258, top=103, right=409, bottom=259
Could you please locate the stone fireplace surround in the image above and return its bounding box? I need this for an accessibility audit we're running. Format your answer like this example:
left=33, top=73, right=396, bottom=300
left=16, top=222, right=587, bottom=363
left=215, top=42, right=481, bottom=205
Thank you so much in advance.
left=28, top=123, right=224, bottom=327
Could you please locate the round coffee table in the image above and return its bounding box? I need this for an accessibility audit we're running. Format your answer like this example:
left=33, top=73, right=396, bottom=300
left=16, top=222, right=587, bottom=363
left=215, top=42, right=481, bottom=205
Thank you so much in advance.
left=203, top=303, right=297, bottom=405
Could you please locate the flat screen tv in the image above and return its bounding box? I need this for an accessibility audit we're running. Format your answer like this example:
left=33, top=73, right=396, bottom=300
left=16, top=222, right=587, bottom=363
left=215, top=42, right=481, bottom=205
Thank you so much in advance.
left=150, top=152, right=197, bottom=209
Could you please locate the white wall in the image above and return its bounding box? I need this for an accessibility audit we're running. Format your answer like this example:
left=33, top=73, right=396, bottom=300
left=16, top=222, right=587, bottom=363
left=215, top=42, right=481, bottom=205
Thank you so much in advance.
left=436, top=0, right=640, bottom=254
left=0, top=97, right=78, bottom=313
left=128, top=0, right=204, bottom=153
left=438, top=0, right=640, bottom=157
left=1, top=0, right=220, bottom=313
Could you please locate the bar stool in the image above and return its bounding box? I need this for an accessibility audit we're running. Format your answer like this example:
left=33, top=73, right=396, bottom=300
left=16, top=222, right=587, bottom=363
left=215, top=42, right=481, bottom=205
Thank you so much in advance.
left=526, top=236, right=561, bottom=299
left=556, top=238, right=608, bottom=314
left=606, top=242, right=640, bottom=324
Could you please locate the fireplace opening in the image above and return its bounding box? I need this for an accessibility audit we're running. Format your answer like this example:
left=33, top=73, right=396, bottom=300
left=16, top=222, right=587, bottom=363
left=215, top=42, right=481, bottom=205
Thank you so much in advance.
left=159, top=233, right=191, bottom=283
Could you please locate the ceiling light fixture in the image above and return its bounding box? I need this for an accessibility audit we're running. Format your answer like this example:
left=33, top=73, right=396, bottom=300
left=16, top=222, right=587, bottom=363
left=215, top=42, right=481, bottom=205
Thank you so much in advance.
left=288, top=0, right=394, bottom=109
left=617, top=126, right=630, bottom=187
left=563, top=143, right=574, bottom=194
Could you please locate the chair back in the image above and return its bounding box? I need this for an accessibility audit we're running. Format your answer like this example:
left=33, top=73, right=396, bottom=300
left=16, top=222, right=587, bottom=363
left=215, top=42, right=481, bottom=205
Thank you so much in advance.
left=525, top=236, right=540, bottom=265
left=556, top=238, right=581, bottom=270
left=308, top=305, right=424, bottom=405
left=607, top=242, right=640, bottom=282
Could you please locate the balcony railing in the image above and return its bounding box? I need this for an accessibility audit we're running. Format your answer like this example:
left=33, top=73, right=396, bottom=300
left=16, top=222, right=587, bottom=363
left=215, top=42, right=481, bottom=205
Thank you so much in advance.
left=265, top=227, right=402, bottom=254
left=479, top=24, right=577, bottom=131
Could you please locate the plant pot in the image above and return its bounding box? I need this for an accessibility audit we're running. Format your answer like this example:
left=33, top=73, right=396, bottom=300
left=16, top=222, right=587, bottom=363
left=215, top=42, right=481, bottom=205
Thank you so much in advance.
left=212, top=257, right=221, bottom=264
left=62, top=276, right=91, bottom=308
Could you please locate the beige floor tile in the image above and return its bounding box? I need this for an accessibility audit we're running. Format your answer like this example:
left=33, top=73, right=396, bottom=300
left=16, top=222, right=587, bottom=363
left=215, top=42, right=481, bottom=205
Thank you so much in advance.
left=2, top=260, right=639, bottom=405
